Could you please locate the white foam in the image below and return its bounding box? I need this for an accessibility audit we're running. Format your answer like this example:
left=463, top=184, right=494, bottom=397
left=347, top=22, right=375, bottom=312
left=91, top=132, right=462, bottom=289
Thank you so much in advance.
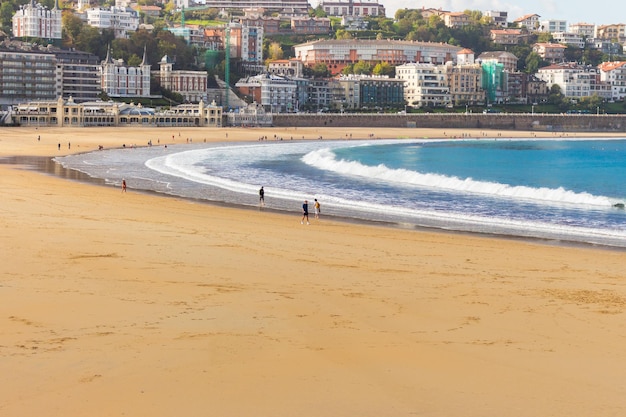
left=301, top=147, right=616, bottom=207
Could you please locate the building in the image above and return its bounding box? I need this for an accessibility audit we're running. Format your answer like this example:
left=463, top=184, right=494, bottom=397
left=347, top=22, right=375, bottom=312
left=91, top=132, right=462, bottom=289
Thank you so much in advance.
left=442, top=12, right=470, bottom=29
left=354, top=75, right=405, bottom=109
left=489, top=29, right=525, bottom=45
left=318, top=0, right=385, bottom=17
left=595, top=24, right=626, bottom=42
left=532, top=43, right=567, bottom=63
left=240, top=24, right=264, bottom=64
left=396, top=63, right=450, bottom=108
left=86, top=6, right=140, bottom=38
left=0, top=46, right=57, bottom=106
left=199, top=0, right=309, bottom=15
left=539, top=19, right=567, bottom=33
left=100, top=46, right=151, bottom=98
left=598, top=61, right=626, bottom=101
left=153, top=55, right=208, bottom=103
left=268, top=59, right=304, bottom=77
left=294, top=39, right=462, bottom=75
left=12, top=0, right=62, bottom=39
left=481, top=61, right=506, bottom=103
left=290, top=17, right=331, bottom=34
left=513, top=13, right=541, bottom=30
left=569, top=22, right=595, bottom=39
left=235, top=74, right=298, bottom=113
left=238, top=16, right=281, bottom=35
left=56, top=49, right=101, bottom=102
left=536, top=62, right=611, bottom=99
left=443, top=62, right=484, bottom=105
left=484, top=10, right=508, bottom=27
left=526, top=75, right=550, bottom=104
left=166, top=24, right=206, bottom=46
left=477, top=51, right=519, bottom=72
left=11, top=97, right=222, bottom=127
left=552, top=32, right=585, bottom=48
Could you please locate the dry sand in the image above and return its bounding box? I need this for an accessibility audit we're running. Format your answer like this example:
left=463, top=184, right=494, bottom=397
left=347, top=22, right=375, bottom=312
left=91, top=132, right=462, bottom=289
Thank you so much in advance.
left=1, top=126, right=626, bottom=416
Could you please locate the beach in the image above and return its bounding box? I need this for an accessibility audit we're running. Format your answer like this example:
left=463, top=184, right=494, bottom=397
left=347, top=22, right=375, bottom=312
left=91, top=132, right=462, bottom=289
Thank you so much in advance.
left=2, top=126, right=626, bottom=416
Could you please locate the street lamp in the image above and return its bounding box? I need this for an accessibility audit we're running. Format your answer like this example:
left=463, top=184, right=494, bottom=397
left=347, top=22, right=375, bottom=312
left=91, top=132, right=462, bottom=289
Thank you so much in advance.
left=465, top=103, right=468, bottom=115
left=532, top=104, right=535, bottom=115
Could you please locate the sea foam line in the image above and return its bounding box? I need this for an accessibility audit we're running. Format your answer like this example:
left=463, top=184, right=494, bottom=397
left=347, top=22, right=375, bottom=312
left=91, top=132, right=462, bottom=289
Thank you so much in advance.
left=301, top=147, right=615, bottom=207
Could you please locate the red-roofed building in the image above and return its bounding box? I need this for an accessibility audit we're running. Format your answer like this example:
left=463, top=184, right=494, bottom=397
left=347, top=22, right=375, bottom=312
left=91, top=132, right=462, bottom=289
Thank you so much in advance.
left=490, top=29, right=524, bottom=45
left=598, top=61, right=626, bottom=100
left=533, top=42, right=567, bottom=63
left=513, top=13, right=540, bottom=30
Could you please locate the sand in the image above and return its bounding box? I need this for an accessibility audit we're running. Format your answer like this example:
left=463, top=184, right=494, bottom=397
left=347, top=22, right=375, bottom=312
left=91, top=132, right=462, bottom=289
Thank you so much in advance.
left=1, top=126, right=626, bottom=416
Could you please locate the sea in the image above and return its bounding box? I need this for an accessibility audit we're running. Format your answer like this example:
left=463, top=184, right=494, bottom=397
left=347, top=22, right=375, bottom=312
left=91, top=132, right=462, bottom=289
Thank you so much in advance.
left=54, top=138, right=626, bottom=249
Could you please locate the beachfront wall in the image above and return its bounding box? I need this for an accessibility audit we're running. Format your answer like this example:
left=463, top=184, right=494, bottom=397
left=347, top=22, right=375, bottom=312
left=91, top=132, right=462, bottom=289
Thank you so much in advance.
left=272, top=113, right=626, bottom=132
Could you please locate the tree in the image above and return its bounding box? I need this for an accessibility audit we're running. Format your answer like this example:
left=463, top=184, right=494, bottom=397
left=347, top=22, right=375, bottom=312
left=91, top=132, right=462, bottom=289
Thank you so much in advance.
left=525, top=52, right=543, bottom=74
left=372, top=62, right=394, bottom=77
left=307, top=62, right=330, bottom=77
left=335, top=29, right=352, bottom=40
left=267, top=42, right=284, bottom=61
left=0, top=1, right=14, bottom=31
left=62, top=11, right=84, bottom=47
left=353, top=60, right=372, bottom=75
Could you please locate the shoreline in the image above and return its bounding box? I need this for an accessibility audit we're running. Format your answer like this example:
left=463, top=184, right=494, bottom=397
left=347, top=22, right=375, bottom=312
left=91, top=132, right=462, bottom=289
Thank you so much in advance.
left=2, top=126, right=626, bottom=416
left=5, top=152, right=625, bottom=252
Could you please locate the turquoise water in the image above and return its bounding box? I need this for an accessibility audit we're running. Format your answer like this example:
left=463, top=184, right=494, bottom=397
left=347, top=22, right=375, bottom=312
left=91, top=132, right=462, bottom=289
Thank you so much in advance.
left=55, top=138, right=626, bottom=248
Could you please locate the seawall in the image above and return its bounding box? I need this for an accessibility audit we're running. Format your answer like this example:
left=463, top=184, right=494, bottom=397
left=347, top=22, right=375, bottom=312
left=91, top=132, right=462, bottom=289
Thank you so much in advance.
left=272, top=113, right=626, bottom=132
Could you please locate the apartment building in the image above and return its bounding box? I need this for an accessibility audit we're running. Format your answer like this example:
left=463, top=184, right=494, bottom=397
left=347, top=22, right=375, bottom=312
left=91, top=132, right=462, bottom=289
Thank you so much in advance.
left=291, top=17, right=331, bottom=34
left=539, top=19, right=567, bottom=33
left=595, top=24, right=626, bottom=42
left=100, top=47, right=151, bottom=98
left=86, top=6, right=140, bottom=38
left=513, top=13, right=540, bottom=30
left=598, top=61, right=626, bottom=101
left=318, top=0, right=385, bottom=17
left=484, top=11, right=508, bottom=27
left=532, top=43, right=567, bottom=63
left=0, top=47, right=57, bottom=106
left=235, top=74, right=298, bottom=113
left=56, top=49, right=101, bottom=102
left=489, top=29, right=524, bottom=45
left=396, top=63, right=450, bottom=108
left=442, top=12, right=470, bottom=29
left=552, top=32, right=585, bottom=48
left=153, top=55, right=208, bottom=103
left=477, top=51, right=518, bottom=72
left=12, top=0, right=62, bottom=39
left=294, top=39, right=462, bottom=75
left=443, top=62, right=484, bottom=105
left=536, top=63, right=611, bottom=99
left=569, top=22, right=595, bottom=38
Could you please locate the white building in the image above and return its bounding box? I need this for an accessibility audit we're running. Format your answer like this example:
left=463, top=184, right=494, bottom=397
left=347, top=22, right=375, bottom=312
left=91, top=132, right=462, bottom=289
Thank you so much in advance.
left=235, top=74, right=298, bottom=113
left=539, top=19, right=567, bottom=33
left=12, top=0, right=62, bottom=39
left=101, top=46, right=151, bottom=98
left=552, top=32, right=585, bottom=48
left=569, top=22, right=595, bottom=39
left=484, top=11, right=508, bottom=27
left=396, top=63, right=450, bottom=108
left=598, top=61, right=626, bottom=101
left=536, top=63, right=611, bottom=99
left=86, top=6, right=140, bottom=38
left=319, top=0, right=385, bottom=17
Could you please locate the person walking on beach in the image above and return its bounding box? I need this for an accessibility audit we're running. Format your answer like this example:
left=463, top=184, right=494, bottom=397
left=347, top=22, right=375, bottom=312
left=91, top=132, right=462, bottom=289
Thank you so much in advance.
left=301, top=200, right=310, bottom=225
left=122, top=179, right=127, bottom=193
left=314, top=199, right=320, bottom=219
left=259, top=186, right=265, bottom=206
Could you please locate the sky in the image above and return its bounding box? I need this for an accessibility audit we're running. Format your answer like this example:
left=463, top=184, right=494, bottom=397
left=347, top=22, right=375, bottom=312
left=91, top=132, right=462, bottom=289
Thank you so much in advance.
left=382, top=0, right=625, bottom=26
